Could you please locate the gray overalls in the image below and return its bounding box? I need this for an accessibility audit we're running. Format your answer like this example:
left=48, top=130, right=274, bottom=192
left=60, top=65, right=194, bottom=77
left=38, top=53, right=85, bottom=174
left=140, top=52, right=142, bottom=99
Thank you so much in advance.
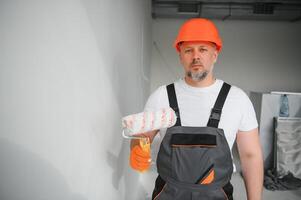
left=152, top=82, right=234, bottom=200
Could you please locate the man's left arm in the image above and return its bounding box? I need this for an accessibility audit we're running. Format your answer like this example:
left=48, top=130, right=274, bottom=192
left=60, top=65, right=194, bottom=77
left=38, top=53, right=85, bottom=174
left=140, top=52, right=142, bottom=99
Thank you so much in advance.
left=236, top=128, right=263, bottom=200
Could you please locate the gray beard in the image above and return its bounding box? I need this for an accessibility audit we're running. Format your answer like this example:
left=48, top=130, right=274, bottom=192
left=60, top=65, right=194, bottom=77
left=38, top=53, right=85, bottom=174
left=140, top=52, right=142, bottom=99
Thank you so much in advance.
left=187, top=70, right=208, bottom=81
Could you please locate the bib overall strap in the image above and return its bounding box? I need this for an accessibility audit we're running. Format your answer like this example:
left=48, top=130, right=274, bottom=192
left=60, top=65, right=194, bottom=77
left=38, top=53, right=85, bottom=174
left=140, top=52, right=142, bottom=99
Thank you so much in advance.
left=166, top=83, right=181, bottom=126
left=207, top=82, right=231, bottom=128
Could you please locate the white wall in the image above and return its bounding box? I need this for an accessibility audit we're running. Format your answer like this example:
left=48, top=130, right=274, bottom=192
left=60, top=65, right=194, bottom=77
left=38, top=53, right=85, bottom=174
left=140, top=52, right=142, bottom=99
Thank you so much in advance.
left=0, top=0, right=152, bottom=200
left=151, top=18, right=301, bottom=94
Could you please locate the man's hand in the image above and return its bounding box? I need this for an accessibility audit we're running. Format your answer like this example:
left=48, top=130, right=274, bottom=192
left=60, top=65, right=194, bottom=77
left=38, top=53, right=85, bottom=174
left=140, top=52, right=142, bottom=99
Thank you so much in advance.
left=130, top=139, right=151, bottom=172
left=129, top=130, right=158, bottom=172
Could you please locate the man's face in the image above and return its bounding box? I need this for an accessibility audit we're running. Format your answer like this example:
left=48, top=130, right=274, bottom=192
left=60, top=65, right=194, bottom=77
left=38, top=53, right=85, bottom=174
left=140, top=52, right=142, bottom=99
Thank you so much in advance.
left=179, top=41, right=218, bottom=82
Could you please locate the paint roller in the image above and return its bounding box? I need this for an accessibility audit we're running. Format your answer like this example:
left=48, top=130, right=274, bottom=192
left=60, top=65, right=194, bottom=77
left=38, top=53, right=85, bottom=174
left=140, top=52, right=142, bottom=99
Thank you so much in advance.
left=122, top=107, right=177, bottom=152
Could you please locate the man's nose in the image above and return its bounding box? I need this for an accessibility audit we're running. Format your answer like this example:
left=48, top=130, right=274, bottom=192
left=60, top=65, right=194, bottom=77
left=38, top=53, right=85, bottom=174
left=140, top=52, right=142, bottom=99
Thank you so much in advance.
left=192, top=50, right=200, bottom=60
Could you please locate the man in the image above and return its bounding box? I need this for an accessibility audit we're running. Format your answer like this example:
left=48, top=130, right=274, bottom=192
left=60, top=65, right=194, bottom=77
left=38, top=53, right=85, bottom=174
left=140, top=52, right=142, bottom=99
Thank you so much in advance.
left=130, top=18, right=263, bottom=200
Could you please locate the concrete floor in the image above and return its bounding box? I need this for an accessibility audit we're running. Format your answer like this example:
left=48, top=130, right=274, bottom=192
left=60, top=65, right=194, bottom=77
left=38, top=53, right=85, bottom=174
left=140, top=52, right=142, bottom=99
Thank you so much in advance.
left=232, top=172, right=301, bottom=200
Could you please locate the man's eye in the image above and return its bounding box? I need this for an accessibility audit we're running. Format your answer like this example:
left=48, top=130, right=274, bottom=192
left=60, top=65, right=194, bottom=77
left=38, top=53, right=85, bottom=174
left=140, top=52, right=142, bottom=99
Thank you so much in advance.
left=185, top=49, right=192, bottom=53
left=200, top=48, right=207, bottom=52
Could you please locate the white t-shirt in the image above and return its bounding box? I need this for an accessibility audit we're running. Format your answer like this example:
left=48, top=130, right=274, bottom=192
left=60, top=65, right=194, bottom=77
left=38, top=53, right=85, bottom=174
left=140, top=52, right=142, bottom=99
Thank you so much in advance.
left=144, top=78, right=258, bottom=169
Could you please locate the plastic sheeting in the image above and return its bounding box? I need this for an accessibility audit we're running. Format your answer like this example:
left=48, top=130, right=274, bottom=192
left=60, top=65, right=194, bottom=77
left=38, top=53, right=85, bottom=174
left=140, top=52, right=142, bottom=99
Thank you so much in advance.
left=275, top=117, right=301, bottom=179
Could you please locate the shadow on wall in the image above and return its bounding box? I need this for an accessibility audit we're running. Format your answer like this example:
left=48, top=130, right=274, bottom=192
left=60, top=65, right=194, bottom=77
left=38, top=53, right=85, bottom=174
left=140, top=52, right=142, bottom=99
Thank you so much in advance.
left=106, top=139, right=151, bottom=200
left=80, top=1, right=153, bottom=199
left=0, top=138, right=86, bottom=200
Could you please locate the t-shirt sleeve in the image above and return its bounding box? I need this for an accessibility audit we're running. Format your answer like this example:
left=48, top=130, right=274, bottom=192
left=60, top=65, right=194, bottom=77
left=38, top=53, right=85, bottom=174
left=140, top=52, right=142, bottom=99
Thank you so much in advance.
left=144, top=85, right=168, bottom=112
left=238, top=91, right=259, bottom=132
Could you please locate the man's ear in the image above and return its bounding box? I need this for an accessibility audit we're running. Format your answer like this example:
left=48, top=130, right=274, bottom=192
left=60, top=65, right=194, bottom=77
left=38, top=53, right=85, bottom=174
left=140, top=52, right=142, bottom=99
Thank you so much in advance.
left=178, top=52, right=184, bottom=65
left=213, top=51, right=218, bottom=63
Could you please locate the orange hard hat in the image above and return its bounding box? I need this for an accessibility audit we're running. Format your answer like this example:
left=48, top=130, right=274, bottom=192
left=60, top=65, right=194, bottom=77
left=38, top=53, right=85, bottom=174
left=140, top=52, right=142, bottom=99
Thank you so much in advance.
left=173, top=18, right=222, bottom=52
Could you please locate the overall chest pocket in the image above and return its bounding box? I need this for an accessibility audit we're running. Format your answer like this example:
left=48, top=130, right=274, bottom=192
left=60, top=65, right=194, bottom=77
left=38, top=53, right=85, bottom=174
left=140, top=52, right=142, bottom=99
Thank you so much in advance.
left=170, top=133, right=217, bottom=184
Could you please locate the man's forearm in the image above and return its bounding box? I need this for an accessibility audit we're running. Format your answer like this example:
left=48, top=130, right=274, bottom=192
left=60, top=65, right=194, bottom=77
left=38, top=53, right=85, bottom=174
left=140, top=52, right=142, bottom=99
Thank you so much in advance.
left=240, top=154, right=263, bottom=200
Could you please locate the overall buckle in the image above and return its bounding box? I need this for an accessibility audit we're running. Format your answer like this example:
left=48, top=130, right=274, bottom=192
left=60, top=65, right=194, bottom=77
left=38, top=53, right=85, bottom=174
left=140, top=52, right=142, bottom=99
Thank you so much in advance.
left=210, top=108, right=222, bottom=121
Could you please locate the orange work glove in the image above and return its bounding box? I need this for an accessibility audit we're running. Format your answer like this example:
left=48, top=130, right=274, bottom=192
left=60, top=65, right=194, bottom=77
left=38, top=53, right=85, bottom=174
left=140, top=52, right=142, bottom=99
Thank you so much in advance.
left=130, top=138, right=151, bottom=172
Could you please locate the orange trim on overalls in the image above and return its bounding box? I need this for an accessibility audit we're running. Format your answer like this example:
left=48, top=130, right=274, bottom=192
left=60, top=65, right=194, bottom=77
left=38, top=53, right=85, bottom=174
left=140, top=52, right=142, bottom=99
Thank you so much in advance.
left=200, top=169, right=215, bottom=184
left=153, top=184, right=167, bottom=200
